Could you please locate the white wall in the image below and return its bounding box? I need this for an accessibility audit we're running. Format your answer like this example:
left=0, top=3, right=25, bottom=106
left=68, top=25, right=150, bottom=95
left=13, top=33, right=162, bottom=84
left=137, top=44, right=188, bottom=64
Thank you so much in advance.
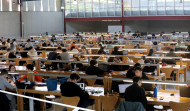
left=0, top=12, right=20, bottom=39
left=23, top=12, right=63, bottom=37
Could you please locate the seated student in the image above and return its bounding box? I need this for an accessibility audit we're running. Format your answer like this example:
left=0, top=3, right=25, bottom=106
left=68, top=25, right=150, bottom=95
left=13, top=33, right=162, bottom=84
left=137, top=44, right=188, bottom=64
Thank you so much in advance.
left=47, top=47, right=61, bottom=69
left=134, top=67, right=152, bottom=91
left=134, top=67, right=149, bottom=80
left=137, top=56, right=146, bottom=64
left=111, top=47, right=123, bottom=55
left=126, top=63, right=141, bottom=78
left=8, top=65, right=20, bottom=82
left=0, top=69, right=16, bottom=111
left=60, top=73, right=94, bottom=108
left=71, top=55, right=83, bottom=70
left=97, top=47, right=106, bottom=54
left=143, top=59, right=157, bottom=73
left=25, top=39, right=33, bottom=48
left=3, top=48, right=11, bottom=58
left=80, top=46, right=89, bottom=55
left=70, top=42, right=77, bottom=47
left=124, top=76, right=149, bottom=111
left=108, top=57, right=123, bottom=71
left=59, top=49, right=70, bottom=61
left=27, top=46, right=38, bottom=57
left=86, top=60, right=104, bottom=76
left=134, top=44, right=141, bottom=49
left=18, top=64, right=42, bottom=82
left=163, top=49, right=178, bottom=64
left=70, top=46, right=79, bottom=52
left=50, top=39, right=57, bottom=47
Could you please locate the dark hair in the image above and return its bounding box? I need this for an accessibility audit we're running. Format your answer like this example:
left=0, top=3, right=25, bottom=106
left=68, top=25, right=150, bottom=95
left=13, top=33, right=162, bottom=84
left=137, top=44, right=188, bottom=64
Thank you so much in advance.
left=62, top=49, right=67, bottom=52
left=100, top=47, right=104, bottom=50
left=71, top=46, right=76, bottom=50
left=26, top=64, right=34, bottom=71
left=7, top=48, right=11, bottom=51
left=132, top=76, right=141, bottom=83
left=144, top=59, right=150, bottom=64
left=134, top=63, right=141, bottom=67
left=134, top=66, right=142, bottom=72
left=57, top=47, right=62, bottom=50
left=27, top=39, right=31, bottom=42
left=148, top=49, right=154, bottom=56
left=1, top=69, right=8, bottom=75
left=70, top=73, right=80, bottom=80
left=114, top=47, right=119, bottom=51
left=99, top=44, right=102, bottom=47
left=153, top=42, right=158, bottom=45
left=170, top=49, right=174, bottom=52
left=28, top=46, right=33, bottom=50
left=90, top=60, right=97, bottom=66
left=9, top=65, right=15, bottom=71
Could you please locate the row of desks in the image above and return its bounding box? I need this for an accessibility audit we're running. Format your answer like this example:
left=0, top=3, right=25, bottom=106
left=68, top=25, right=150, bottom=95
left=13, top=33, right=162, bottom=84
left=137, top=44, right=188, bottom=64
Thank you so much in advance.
left=16, top=86, right=190, bottom=111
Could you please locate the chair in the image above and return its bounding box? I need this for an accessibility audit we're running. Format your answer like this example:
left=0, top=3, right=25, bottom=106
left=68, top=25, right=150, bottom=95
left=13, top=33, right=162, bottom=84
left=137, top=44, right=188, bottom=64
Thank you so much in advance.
left=100, top=96, right=118, bottom=111
left=169, top=101, right=190, bottom=111
left=160, top=68, right=174, bottom=80
left=116, top=101, right=145, bottom=111
left=61, top=96, right=80, bottom=111
left=84, top=75, right=97, bottom=86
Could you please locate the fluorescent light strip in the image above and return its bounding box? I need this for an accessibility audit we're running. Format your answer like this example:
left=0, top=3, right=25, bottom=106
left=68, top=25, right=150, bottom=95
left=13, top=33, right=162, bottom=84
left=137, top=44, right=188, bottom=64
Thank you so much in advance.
left=33, top=1, right=35, bottom=11
left=123, top=80, right=187, bottom=86
left=55, top=0, right=57, bottom=11
left=1, top=0, right=2, bottom=11
left=41, top=0, right=43, bottom=11
left=48, top=0, right=50, bottom=11
left=9, top=0, right=12, bottom=11
left=26, top=2, right=28, bottom=11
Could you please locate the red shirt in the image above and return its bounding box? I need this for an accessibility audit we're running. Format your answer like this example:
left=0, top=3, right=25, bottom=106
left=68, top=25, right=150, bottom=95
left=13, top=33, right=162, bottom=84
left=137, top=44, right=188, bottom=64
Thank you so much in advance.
left=18, top=71, right=42, bottom=82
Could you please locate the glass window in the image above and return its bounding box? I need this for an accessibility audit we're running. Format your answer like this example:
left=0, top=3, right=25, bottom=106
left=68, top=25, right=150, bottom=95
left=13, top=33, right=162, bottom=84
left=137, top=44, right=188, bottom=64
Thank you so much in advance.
left=184, top=0, right=190, bottom=15
left=49, top=0, right=55, bottom=11
left=100, top=0, right=107, bottom=16
left=115, top=0, right=122, bottom=16
left=131, top=0, right=139, bottom=16
left=175, top=0, right=183, bottom=15
left=93, top=0, right=99, bottom=17
left=148, top=0, right=156, bottom=15
left=2, top=0, right=9, bottom=11
left=166, top=0, right=175, bottom=15
left=157, top=0, right=165, bottom=15
left=85, top=0, right=92, bottom=17
left=124, top=0, right=131, bottom=16
left=34, top=1, right=41, bottom=11
left=70, top=0, right=78, bottom=17
left=78, top=0, right=85, bottom=17
left=140, top=0, right=148, bottom=16
left=65, top=0, right=71, bottom=17
left=108, top=0, right=115, bottom=16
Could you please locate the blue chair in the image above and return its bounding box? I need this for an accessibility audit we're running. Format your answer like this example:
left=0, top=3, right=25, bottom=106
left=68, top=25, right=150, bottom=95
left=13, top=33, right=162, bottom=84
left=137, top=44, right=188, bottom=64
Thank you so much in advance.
left=46, top=78, right=58, bottom=91
left=59, top=78, right=68, bottom=84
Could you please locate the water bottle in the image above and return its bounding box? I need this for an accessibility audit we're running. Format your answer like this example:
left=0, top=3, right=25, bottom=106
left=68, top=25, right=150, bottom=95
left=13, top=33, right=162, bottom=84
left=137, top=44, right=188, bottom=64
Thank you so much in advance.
left=154, top=69, right=157, bottom=75
left=74, top=64, right=77, bottom=71
left=154, top=85, right=157, bottom=98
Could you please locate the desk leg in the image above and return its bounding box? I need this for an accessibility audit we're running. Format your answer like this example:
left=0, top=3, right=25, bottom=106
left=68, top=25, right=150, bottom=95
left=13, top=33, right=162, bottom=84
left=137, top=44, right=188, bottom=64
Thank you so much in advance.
left=17, top=90, right=24, bottom=111
left=40, top=94, right=46, bottom=111
left=176, top=70, right=179, bottom=90
left=94, top=98, right=101, bottom=111
left=184, top=67, right=187, bottom=82
left=163, top=76, right=166, bottom=90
